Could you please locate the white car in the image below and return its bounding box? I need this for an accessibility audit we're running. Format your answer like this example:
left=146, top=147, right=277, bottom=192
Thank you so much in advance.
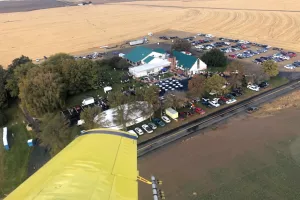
left=161, top=116, right=171, bottom=123
left=209, top=98, right=220, bottom=107
left=226, top=99, right=237, bottom=104
left=224, top=42, right=231, bottom=45
left=205, top=45, right=213, bottom=50
left=284, top=64, right=296, bottom=69
left=142, top=124, right=153, bottom=133
left=247, top=84, right=260, bottom=91
left=280, top=56, right=290, bottom=60
left=195, top=45, right=204, bottom=49
left=128, top=130, right=138, bottom=138
left=134, top=127, right=144, bottom=136
left=205, top=34, right=213, bottom=38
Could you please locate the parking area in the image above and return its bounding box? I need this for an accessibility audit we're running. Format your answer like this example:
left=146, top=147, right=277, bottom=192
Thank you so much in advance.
left=155, top=31, right=300, bottom=70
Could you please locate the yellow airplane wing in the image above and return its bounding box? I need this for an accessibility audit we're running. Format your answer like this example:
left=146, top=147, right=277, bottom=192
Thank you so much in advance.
left=5, top=128, right=138, bottom=200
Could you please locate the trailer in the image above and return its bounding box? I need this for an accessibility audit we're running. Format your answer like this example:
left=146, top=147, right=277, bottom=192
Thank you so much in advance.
left=165, top=107, right=178, bottom=120
left=129, top=39, right=145, bottom=46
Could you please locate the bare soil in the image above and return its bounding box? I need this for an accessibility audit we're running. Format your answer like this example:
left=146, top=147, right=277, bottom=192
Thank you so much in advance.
left=138, top=108, right=300, bottom=200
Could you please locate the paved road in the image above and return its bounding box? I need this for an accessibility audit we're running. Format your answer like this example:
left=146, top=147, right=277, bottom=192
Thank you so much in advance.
left=138, top=79, right=300, bottom=157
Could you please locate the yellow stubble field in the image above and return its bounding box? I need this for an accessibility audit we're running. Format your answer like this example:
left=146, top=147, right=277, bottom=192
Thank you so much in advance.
left=1, top=0, right=300, bottom=67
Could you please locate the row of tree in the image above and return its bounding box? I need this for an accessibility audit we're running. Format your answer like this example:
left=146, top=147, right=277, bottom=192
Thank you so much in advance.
left=0, top=54, right=129, bottom=116
left=188, top=60, right=279, bottom=98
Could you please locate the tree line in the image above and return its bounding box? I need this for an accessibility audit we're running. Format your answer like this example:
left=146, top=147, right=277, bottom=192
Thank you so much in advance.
left=0, top=54, right=130, bottom=117
left=188, top=59, right=279, bottom=98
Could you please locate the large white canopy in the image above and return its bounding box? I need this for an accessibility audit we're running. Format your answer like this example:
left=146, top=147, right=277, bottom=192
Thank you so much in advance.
left=94, top=101, right=153, bottom=130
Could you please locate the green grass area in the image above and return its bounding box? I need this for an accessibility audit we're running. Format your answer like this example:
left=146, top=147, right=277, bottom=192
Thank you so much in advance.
left=66, top=79, right=146, bottom=108
left=1, top=101, right=33, bottom=197
left=0, top=124, right=33, bottom=196
left=194, top=137, right=300, bottom=200
left=207, top=66, right=226, bottom=72
left=160, top=72, right=174, bottom=79
left=268, top=76, right=289, bottom=88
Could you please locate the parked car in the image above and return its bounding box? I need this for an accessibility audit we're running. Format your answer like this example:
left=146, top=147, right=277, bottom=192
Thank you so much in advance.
left=284, top=64, right=296, bottom=69
left=194, top=107, right=205, bottom=115
left=259, top=81, right=269, bottom=88
left=247, top=106, right=259, bottom=113
left=220, top=96, right=229, bottom=102
left=229, top=54, right=237, bottom=59
left=230, top=92, right=241, bottom=97
left=226, top=98, right=237, bottom=104
left=152, top=118, right=165, bottom=127
left=148, top=122, right=157, bottom=130
left=142, top=124, right=153, bottom=133
left=209, top=98, right=220, bottom=107
left=218, top=99, right=226, bottom=105
left=247, top=84, right=260, bottom=91
left=288, top=52, right=297, bottom=57
left=225, top=92, right=234, bottom=98
left=161, top=116, right=171, bottom=123
left=134, top=127, right=144, bottom=136
left=179, top=112, right=187, bottom=120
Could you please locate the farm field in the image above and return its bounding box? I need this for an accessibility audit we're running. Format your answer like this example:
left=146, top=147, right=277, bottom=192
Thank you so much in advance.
left=1, top=0, right=300, bottom=66
left=138, top=108, right=300, bottom=200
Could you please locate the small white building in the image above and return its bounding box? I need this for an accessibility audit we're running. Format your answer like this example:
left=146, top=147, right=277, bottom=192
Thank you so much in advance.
left=172, top=50, right=207, bottom=75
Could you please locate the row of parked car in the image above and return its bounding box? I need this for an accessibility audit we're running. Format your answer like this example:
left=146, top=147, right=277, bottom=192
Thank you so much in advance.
left=74, top=52, right=106, bottom=60
left=128, top=116, right=172, bottom=137
left=200, top=82, right=268, bottom=108
left=229, top=48, right=269, bottom=59
left=284, top=60, right=300, bottom=69
left=61, top=97, right=110, bottom=126
left=253, top=51, right=297, bottom=64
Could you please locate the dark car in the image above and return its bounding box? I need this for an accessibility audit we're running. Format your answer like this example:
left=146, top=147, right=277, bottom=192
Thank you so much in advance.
left=152, top=118, right=166, bottom=127
left=259, top=81, right=269, bottom=88
left=179, top=112, right=187, bottom=120
left=218, top=99, right=226, bottom=105
left=247, top=106, right=258, bottom=113
left=232, top=88, right=243, bottom=95
left=230, top=92, right=241, bottom=97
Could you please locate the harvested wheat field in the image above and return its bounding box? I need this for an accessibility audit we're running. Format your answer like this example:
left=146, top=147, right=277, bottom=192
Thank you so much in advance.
left=138, top=108, right=300, bottom=200
left=1, top=0, right=300, bottom=66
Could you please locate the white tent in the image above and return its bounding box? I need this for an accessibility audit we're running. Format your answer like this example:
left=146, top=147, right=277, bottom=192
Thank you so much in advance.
left=129, top=59, right=170, bottom=78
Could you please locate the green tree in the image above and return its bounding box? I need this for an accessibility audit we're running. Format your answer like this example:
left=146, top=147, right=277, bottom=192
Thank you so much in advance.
left=61, top=59, right=99, bottom=94
left=0, top=66, right=7, bottom=108
left=226, top=61, right=245, bottom=88
left=117, top=59, right=130, bottom=70
left=205, top=74, right=228, bottom=95
left=0, top=110, right=7, bottom=126
left=5, top=62, right=36, bottom=97
left=188, top=75, right=206, bottom=97
left=171, top=38, right=191, bottom=52
left=135, top=86, right=160, bottom=119
left=108, top=92, right=134, bottom=130
left=80, top=107, right=102, bottom=129
left=109, top=56, right=122, bottom=69
left=39, top=114, right=74, bottom=156
left=201, top=49, right=227, bottom=68
left=262, top=60, right=279, bottom=77
left=7, top=55, right=32, bottom=74
left=19, top=67, right=66, bottom=116
left=164, top=91, right=187, bottom=110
